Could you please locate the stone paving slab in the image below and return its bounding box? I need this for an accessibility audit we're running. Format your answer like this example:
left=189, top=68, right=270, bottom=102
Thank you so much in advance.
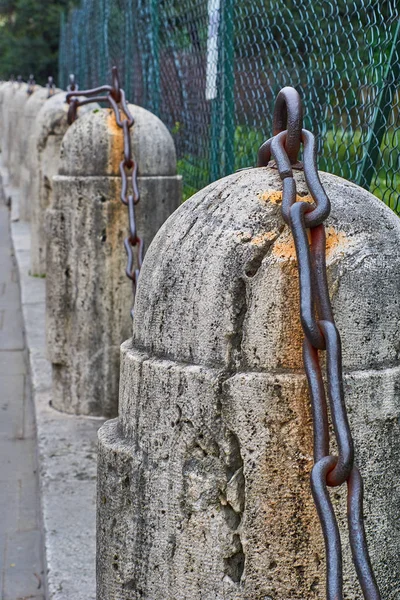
left=0, top=350, right=26, bottom=375
left=3, top=530, right=44, bottom=600
left=1, top=163, right=104, bottom=599
left=10, top=216, right=104, bottom=600
left=0, top=201, right=46, bottom=600
left=0, top=375, right=25, bottom=439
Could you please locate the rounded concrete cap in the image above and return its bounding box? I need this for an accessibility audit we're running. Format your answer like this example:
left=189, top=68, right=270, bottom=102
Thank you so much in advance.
left=59, top=104, right=177, bottom=177
left=11, top=84, right=30, bottom=116
left=132, top=167, right=400, bottom=372
left=34, top=92, right=98, bottom=148
left=8, top=84, right=28, bottom=107
left=0, top=82, right=9, bottom=103
left=37, top=90, right=68, bottom=116
left=15, top=83, right=28, bottom=94
left=24, top=87, right=62, bottom=119
left=13, top=84, right=30, bottom=104
left=2, top=81, right=19, bottom=98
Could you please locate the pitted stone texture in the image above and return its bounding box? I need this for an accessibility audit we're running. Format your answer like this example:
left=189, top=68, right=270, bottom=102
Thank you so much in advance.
left=19, top=86, right=60, bottom=220
left=46, top=176, right=133, bottom=418
left=59, top=104, right=177, bottom=176
left=132, top=171, right=400, bottom=372
left=31, top=93, right=97, bottom=275
left=97, top=168, right=400, bottom=600
left=46, top=107, right=181, bottom=417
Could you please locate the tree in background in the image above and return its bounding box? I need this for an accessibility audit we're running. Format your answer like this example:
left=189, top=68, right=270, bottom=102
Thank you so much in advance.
left=0, top=0, right=78, bottom=83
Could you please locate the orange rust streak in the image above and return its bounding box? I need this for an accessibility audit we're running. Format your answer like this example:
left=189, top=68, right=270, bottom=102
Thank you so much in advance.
left=325, top=227, right=347, bottom=256
left=259, top=190, right=283, bottom=204
left=258, top=189, right=314, bottom=205
left=106, top=110, right=124, bottom=174
left=272, top=226, right=347, bottom=261
left=272, top=229, right=299, bottom=261
left=250, top=230, right=279, bottom=246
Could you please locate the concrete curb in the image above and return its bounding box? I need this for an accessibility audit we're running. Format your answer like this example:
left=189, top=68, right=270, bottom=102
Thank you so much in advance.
left=4, top=176, right=103, bottom=599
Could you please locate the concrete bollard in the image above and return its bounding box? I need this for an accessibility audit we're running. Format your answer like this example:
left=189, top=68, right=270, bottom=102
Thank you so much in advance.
left=97, top=168, right=400, bottom=599
left=19, top=86, right=60, bottom=220
left=9, top=82, right=30, bottom=187
left=0, top=82, right=10, bottom=204
left=0, top=81, right=10, bottom=159
left=1, top=81, right=18, bottom=169
left=31, top=92, right=96, bottom=275
left=46, top=106, right=182, bottom=417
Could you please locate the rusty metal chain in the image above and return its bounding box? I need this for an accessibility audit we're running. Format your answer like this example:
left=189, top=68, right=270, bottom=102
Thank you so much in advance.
left=46, top=76, right=56, bottom=98
left=258, top=87, right=381, bottom=600
left=66, top=66, right=142, bottom=317
left=67, top=73, right=78, bottom=92
left=27, top=74, right=35, bottom=96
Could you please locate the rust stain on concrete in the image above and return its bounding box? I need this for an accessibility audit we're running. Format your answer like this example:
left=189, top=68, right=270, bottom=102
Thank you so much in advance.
left=259, top=189, right=283, bottom=204
left=325, top=227, right=348, bottom=257
left=258, top=190, right=315, bottom=206
left=106, top=110, right=124, bottom=175
left=272, top=226, right=348, bottom=262
left=258, top=375, right=324, bottom=597
left=270, top=224, right=348, bottom=372
left=272, top=229, right=299, bottom=261
left=250, top=230, right=279, bottom=246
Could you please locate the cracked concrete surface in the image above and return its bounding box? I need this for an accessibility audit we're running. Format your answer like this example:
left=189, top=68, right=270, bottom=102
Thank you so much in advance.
left=98, top=167, right=400, bottom=599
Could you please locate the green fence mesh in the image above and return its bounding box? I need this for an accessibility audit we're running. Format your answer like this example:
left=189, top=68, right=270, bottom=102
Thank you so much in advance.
left=59, top=0, right=399, bottom=209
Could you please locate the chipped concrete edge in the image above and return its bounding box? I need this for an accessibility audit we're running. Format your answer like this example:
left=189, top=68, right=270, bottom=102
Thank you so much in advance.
left=2, top=167, right=103, bottom=600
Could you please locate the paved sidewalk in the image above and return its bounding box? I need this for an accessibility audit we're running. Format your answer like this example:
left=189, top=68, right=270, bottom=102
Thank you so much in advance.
left=10, top=214, right=102, bottom=600
left=0, top=202, right=45, bottom=599
left=0, top=164, right=105, bottom=599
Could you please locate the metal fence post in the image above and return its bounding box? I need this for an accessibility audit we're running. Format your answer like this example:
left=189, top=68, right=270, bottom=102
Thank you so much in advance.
left=358, top=20, right=400, bottom=191
left=221, top=0, right=235, bottom=177
left=58, top=11, right=67, bottom=89
left=149, top=0, right=160, bottom=116
left=207, top=0, right=222, bottom=182
left=124, top=0, right=134, bottom=100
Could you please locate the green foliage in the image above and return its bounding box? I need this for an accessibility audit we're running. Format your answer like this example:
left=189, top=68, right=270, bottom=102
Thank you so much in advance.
left=370, top=128, right=400, bottom=213
left=177, top=125, right=399, bottom=213
left=321, top=128, right=400, bottom=213
left=177, top=124, right=263, bottom=201
left=0, top=0, right=78, bottom=82
left=321, top=129, right=364, bottom=181
left=234, top=125, right=265, bottom=171
left=177, top=156, right=210, bottom=201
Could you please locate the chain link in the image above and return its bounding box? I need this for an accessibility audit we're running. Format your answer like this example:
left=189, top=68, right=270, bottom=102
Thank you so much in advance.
left=66, top=66, right=142, bottom=317
left=27, top=74, right=35, bottom=96
left=259, top=87, right=381, bottom=599
left=67, top=73, right=78, bottom=92
left=46, top=76, right=56, bottom=98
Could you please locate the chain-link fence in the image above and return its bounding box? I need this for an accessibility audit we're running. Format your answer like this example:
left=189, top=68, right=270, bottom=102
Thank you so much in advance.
left=59, top=0, right=399, bottom=210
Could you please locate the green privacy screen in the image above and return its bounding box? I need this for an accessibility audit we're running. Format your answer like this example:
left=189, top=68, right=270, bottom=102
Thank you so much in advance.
left=59, top=1, right=399, bottom=209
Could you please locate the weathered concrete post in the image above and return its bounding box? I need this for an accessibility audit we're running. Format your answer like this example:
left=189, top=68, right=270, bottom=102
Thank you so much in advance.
left=46, top=105, right=182, bottom=417
left=30, top=91, right=96, bottom=275
left=19, top=85, right=60, bottom=220
left=0, top=81, right=11, bottom=160
left=9, top=82, right=30, bottom=187
left=97, top=168, right=400, bottom=598
left=1, top=81, right=18, bottom=169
